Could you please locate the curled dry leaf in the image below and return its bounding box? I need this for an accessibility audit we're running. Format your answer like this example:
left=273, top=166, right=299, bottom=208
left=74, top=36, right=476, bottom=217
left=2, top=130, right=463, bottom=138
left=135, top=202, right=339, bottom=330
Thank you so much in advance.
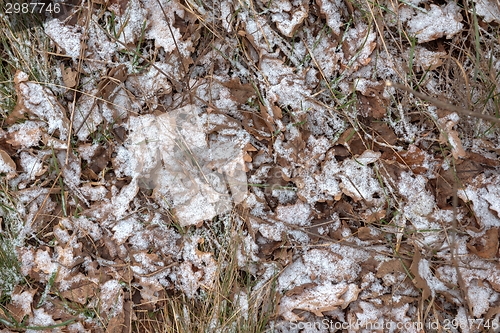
left=270, top=0, right=309, bottom=37
left=406, top=2, right=463, bottom=43
left=438, top=112, right=467, bottom=159
left=0, top=149, right=16, bottom=179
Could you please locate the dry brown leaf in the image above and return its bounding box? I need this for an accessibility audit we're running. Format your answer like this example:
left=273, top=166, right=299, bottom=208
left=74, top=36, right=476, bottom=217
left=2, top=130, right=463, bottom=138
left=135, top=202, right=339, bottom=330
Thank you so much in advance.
left=358, top=94, right=386, bottom=119
left=438, top=114, right=467, bottom=159
left=273, top=0, right=309, bottom=37
left=398, top=144, right=435, bottom=175
left=467, top=152, right=499, bottom=167
left=376, top=259, right=410, bottom=277
left=467, top=228, right=499, bottom=259
left=221, top=77, right=256, bottom=105
left=5, top=286, right=37, bottom=323
left=409, top=247, right=432, bottom=301
left=0, top=149, right=16, bottom=179
left=242, top=111, right=272, bottom=140
left=105, top=311, right=125, bottom=333
left=60, top=282, right=98, bottom=305
left=356, top=81, right=387, bottom=119
left=242, top=142, right=257, bottom=164
left=279, top=282, right=360, bottom=321
left=238, top=30, right=260, bottom=63
left=60, top=64, right=78, bottom=88
left=98, top=65, right=128, bottom=100
left=434, top=159, right=483, bottom=208
left=6, top=71, right=29, bottom=125
left=361, top=209, right=386, bottom=224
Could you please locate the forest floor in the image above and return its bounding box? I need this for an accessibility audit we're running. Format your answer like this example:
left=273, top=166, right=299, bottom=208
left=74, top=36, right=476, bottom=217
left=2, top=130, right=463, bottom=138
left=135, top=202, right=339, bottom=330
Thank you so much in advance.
left=1, top=0, right=500, bottom=332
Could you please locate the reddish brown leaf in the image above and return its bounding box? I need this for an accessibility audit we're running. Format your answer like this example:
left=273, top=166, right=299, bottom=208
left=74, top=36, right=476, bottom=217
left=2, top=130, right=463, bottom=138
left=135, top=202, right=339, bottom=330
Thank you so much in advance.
left=467, top=228, right=499, bottom=259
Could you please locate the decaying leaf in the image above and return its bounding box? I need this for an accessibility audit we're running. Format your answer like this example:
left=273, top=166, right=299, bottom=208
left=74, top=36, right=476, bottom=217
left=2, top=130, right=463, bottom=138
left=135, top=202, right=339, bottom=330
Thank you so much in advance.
left=279, top=282, right=360, bottom=321
left=356, top=80, right=388, bottom=119
left=406, top=2, right=463, bottom=43
left=8, top=71, right=70, bottom=139
left=270, top=0, right=309, bottom=37
left=124, top=105, right=249, bottom=226
left=410, top=249, right=432, bottom=301
left=60, top=64, right=78, bottom=88
left=437, top=112, right=466, bottom=159
left=467, top=228, right=499, bottom=259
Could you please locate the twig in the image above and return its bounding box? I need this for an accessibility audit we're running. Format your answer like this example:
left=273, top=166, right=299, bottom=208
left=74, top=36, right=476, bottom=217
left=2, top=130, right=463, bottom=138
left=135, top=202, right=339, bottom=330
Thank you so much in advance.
left=386, top=81, right=500, bottom=124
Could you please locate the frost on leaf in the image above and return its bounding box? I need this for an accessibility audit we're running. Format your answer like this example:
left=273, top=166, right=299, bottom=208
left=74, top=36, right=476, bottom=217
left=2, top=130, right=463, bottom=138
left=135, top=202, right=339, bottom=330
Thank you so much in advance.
left=412, top=46, right=446, bottom=72
left=0, top=149, right=16, bottom=179
left=316, top=0, right=347, bottom=35
left=279, top=282, right=360, bottom=321
left=73, top=91, right=103, bottom=141
left=99, top=280, right=125, bottom=330
left=338, top=150, right=382, bottom=203
left=278, top=248, right=362, bottom=320
left=407, top=3, right=463, bottom=43
left=8, top=71, right=70, bottom=139
left=474, top=0, right=500, bottom=24
left=438, top=112, right=466, bottom=159
left=44, top=19, right=82, bottom=58
left=5, top=287, right=37, bottom=324
left=177, top=236, right=217, bottom=298
left=342, top=24, right=377, bottom=71
left=125, top=105, right=248, bottom=226
left=458, top=174, right=500, bottom=229
left=145, top=0, right=194, bottom=61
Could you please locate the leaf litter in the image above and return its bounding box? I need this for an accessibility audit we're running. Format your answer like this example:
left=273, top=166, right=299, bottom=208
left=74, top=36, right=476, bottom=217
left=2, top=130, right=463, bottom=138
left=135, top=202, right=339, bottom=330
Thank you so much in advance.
left=1, top=0, right=500, bottom=331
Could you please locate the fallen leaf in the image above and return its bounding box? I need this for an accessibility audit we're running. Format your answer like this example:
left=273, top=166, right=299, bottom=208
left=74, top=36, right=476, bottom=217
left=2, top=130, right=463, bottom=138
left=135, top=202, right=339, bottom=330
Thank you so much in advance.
left=467, top=228, right=499, bottom=259
left=0, top=149, right=16, bottom=179
left=221, top=77, right=256, bottom=105
left=406, top=3, right=463, bottom=43
left=356, top=80, right=388, bottom=119
left=279, top=282, right=359, bottom=321
left=272, top=0, right=309, bottom=37
left=60, top=282, right=98, bottom=305
left=409, top=247, right=432, bottom=301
